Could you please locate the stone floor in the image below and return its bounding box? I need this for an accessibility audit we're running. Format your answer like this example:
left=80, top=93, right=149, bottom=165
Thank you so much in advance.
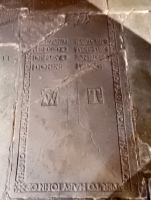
left=0, top=0, right=151, bottom=199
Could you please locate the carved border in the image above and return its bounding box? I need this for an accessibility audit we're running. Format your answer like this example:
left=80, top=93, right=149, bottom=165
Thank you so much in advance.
left=14, top=51, right=31, bottom=193
left=14, top=16, right=131, bottom=193
left=107, top=17, right=131, bottom=190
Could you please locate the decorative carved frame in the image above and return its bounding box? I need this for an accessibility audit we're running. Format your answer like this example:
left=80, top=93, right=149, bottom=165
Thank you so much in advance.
left=14, top=15, right=132, bottom=194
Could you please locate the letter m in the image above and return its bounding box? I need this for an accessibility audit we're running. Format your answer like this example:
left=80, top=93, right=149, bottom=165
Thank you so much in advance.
left=41, top=88, right=58, bottom=106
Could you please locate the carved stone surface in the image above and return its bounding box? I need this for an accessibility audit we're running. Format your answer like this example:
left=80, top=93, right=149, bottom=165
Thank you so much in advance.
left=0, top=46, right=18, bottom=199
left=0, top=9, right=19, bottom=43
left=0, top=0, right=32, bottom=9
left=8, top=14, right=138, bottom=199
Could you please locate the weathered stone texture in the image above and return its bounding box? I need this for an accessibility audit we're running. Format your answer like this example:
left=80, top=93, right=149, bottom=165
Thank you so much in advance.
left=0, top=1, right=151, bottom=200
left=122, top=13, right=151, bottom=170
left=0, top=47, right=18, bottom=199
left=108, top=0, right=151, bottom=12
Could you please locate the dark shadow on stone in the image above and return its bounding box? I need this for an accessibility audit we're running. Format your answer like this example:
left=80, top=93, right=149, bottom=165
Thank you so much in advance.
left=0, top=0, right=32, bottom=9
left=123, top=26, right=151, bottom=148
left=106, top=16, right=151, bottom=199
left=124, top=26, right=151, bottom=61
left=0, top=0, right=100, bottom=11
left=32, top=0, right=100, bottom=11
left=107, top=164, right=151, bottom=199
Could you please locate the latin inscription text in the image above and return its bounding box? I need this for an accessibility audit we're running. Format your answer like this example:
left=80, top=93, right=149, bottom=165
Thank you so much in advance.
left=33, top=55, right=67, bottom=62
left=45, top=38, right=68, bottom=45
left=29, top=183, right=120, bottom=192
left=33, top=46, right=67, bottom=53
left=75, top=38, right=108, bottom=45
left=32, top=64, right=62, bottom=70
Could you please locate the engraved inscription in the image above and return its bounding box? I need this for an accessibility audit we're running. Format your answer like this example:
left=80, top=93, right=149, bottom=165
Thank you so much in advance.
left=32, top=64, right=62, bottom=71
left=75, top=46, right=109, bottom=53
left=41, top=89, right=58, bottom=106
left=45, top=38, right=68, bottom=45
left=108, top=18, right=131, bottom=189
left=74, top=37, right=109, bottom=69
left=0, top=11, right=18, bottom=26
left=76, top=63, right=102, bottom=70
left=33, top=55, right=67, bottom=62
left=75, top=38, right=108, bottom=45
left=88, top=88, right=103, bottom=104
left=67, top=14, right=93, bottom=27
left=15, top=52, right=31, bottom=193
left=75, top=54, right=107, bottom=61
left=33, top=46, right=68, bottom=53
left=28, top=182, right=120, bottom=192
left=2, top=55, right=9, bottom=61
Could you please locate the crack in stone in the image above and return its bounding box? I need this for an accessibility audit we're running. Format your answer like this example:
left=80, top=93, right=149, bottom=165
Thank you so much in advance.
left=26, top=128, right=59, bottom=179
left=20, top=14, right=66, bottom=53
left=11, top=103, right=17, bottom=142
left=55, top=50, right=122, bottom=91
left=106, top=0, right=109, bottom=11
left=77, top=79, right=121, bottom=181
left=119, top=9, right=135, bottom=24
left=26, top=147, right=43, bottom=180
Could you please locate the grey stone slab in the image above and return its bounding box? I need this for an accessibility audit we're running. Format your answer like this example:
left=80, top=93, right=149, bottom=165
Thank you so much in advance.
left=0, top=46, right=18, bottom=199
left=19, top=13, right=66, bottom=52
left=0, top=9, right=20, bottom=200
left=122, top=13, right=151, bottom=170
left=8, top=14, right=138, bottom=199
left=0, top=0, right=32, bottom=9
left=108, top=0, right=151, bottom=12
left=0, top=9, right=19, bottom=44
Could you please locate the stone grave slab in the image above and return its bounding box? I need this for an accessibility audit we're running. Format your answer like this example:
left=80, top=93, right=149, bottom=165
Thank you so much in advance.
left=9, top=14, right=138, bottom=199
